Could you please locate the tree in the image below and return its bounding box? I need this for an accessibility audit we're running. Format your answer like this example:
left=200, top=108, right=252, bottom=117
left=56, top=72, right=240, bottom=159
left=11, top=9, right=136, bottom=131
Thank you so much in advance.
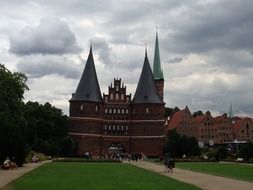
left=214, top=146, right=228, bottom=161
left=23, top=101, right=75, bottom=156
left=165, top=107, right=180, bottom=117
left=0, top=64, right=29, bottom=166
left=239, top=142, right=253, bottom=162
left=165, top=129, right=200, bottom=158
left=193, top=110, right=204, bottom=118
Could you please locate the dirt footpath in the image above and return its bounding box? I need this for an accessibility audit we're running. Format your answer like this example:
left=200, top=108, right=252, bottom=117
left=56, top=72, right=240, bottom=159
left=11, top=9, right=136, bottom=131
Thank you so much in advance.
left=129, top=161, right=253, bottom=190
left=0, top=162, right=48, bottom=189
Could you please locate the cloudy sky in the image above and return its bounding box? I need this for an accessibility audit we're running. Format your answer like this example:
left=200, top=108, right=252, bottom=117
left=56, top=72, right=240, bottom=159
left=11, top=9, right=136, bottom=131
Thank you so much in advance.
left=1, top=0, right=253, bottom=116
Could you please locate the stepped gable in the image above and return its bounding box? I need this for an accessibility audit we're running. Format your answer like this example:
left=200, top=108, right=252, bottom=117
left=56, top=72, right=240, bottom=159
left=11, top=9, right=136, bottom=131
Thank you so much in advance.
left=70, top=46, right=102, bottom=102
left=168, top=106, right=192, bottom=129
left=132, top=50, right=163, bottom=104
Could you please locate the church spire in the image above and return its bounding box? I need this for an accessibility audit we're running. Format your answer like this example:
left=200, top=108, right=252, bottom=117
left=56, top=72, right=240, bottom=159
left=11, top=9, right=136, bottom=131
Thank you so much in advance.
left=153, top=31, right=163, bottom=79
left=132, top=49, right=163, bottom=104
left=228, top=103, right=233, bottom=119
left=70, top=45, right=102, bottom=102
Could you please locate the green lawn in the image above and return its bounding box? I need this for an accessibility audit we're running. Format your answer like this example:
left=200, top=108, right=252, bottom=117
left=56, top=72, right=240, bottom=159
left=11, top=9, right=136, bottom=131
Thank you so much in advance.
left=176, top=162, right=253, bottom=182
left=2, top=162, right=201, bottom=190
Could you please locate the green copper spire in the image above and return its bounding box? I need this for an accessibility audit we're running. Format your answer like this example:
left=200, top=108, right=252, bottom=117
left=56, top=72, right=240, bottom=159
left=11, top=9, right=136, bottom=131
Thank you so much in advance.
left=228, top=103, right=233, bottom=119
left=153, top=32, right=164, bottom=79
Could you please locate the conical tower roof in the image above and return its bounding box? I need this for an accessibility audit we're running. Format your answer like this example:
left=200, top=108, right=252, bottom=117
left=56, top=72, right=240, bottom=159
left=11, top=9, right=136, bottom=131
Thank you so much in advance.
left=132, top=50, right=163, bottom=104
left=153, top=32, right=164, bottom=80
left=70, top=46, right=102, bottom=102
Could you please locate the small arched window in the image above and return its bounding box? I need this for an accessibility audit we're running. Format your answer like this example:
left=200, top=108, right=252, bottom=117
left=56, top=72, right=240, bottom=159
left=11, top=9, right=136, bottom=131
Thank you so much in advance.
left=105, top=108, right=108, bottom=113
left=80, top=104, right=83, bottom=111
left=145, top=107, right=149, bottom=114
left=95, top=105, right=98, bottom=112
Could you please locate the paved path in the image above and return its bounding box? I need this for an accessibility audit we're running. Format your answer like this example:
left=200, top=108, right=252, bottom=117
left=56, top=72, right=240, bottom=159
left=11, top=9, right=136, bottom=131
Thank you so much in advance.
left=0, top=162, right=48, bottom=189
left=129, top=161, right=253, bottom=190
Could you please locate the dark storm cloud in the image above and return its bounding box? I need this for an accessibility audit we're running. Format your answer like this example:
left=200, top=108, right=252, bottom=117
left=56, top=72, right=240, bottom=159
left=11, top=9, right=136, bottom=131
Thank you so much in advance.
left=1, top=0, right=253, bottom=116
left=163, top=0, right=253, bottom=54
left=207, top=50, right=253, bottom=71
left=9, top=17, right=81, bottom=55
left=17, top=55, right=82, bottom=79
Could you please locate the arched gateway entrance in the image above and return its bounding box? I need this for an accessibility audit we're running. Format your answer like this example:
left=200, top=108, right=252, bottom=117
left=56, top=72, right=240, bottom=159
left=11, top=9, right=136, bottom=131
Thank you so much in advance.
left=107, top=143, right=125, bottom=154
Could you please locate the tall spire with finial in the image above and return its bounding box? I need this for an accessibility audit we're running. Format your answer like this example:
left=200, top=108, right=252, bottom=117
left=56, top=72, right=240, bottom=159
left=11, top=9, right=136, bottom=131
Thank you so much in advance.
left=132, top=48, right=163, bottom=104
left=228, top=103, right=233, bottom=119
left=153, top=31, right=163, bottom=79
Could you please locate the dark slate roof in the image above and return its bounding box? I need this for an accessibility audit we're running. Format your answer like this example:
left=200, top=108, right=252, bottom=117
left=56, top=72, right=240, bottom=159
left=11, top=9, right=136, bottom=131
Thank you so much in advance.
left=70, top=46, right=102, bottom=102
left=132, top=51, right=164, bottom=104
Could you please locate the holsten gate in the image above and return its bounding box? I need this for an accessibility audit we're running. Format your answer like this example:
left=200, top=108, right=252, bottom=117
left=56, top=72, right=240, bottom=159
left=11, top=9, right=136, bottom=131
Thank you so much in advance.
left=69, top=33, right=166, bottom=157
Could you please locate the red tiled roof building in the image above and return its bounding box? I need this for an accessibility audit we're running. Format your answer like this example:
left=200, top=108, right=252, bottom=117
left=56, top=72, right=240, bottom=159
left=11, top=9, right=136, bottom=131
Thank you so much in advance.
left=166, top=107, right=253, bottom=146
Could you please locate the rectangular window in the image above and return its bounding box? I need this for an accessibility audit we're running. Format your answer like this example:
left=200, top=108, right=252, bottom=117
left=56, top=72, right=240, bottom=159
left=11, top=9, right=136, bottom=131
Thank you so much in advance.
left=116, top=93, right=119, bottom=100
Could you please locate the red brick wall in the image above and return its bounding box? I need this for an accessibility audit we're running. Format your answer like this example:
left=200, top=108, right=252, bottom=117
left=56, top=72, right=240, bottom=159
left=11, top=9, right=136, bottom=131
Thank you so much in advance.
left=69, top=118, right=102, bottom=134
left=131, top=137, right=165, bottom=157
left=154, top=79, right=164, bottom=99
left=70, top=134, right=102, bottom=155
left=69, top=101, right=103, bottom=118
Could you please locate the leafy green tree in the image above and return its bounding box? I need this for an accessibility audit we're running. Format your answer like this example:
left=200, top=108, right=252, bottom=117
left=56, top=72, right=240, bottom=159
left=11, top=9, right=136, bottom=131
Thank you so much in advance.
left=165, top=129, right=200, bottom=158
left=0, top=64, right=28, bottom=166
left=59, top=136, right=77, bottom=156
left=192, top=110, right=204, bottom=118
left=214, top=146, right=228, bottom=161
left=239, top=142, right=253, bottom=162
left=24, top=101, right=75, bottom=156
left=165, top=107, right=180, bottom=117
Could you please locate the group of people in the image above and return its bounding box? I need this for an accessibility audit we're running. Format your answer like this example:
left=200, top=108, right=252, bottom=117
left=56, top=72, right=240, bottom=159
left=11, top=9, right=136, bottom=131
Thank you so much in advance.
left=1, top=157, right=17, bottom=170
left=101, top=152, right=146, bottom=161
left=85, top=152, right=146, bottom=162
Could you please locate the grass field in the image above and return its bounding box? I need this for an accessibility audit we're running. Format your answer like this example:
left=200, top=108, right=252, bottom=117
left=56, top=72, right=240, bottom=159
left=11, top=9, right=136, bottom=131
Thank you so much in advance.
left=2, top=162, right=201, bottom=190
left=176, top=162, right=253, bottom=182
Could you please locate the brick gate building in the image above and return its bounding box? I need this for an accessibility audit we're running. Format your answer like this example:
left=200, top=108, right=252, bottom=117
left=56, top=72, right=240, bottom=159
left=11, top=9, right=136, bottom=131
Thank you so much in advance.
left=69, top=33, right=165, bottom=157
